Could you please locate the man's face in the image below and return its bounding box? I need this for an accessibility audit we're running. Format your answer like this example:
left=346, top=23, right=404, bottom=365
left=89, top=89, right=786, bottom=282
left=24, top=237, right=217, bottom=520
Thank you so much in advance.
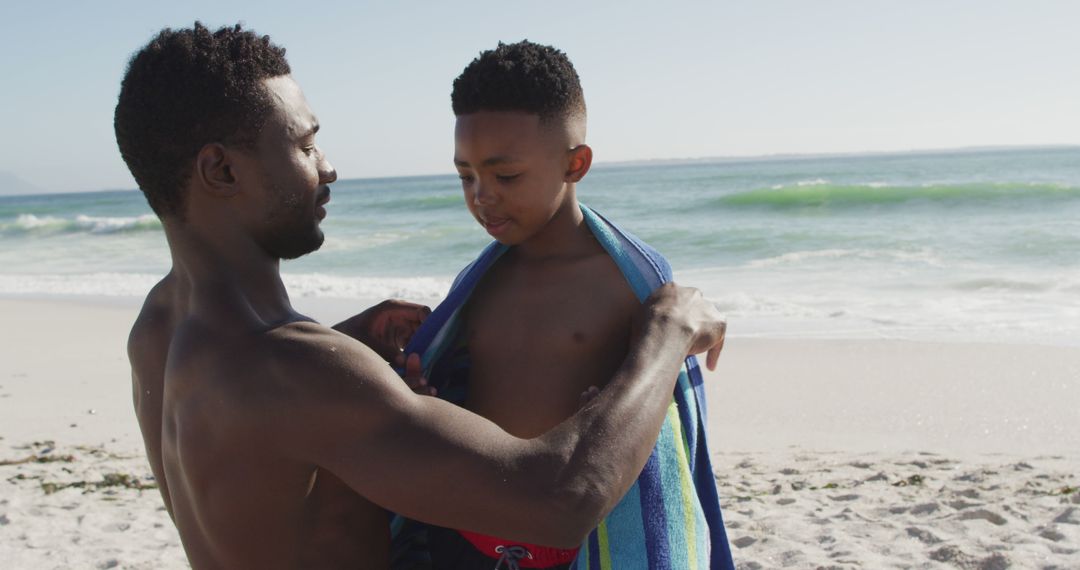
left=453, top=111, right=573, bottom=246
left=238, top=75, right=337, bottom=260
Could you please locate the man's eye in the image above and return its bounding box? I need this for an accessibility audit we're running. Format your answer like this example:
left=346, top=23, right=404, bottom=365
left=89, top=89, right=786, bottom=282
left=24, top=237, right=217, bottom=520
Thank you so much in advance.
left=302, top=146, right=316, bottom=155
left=495, top=173, right=521, bottom=182
left=458, top=175, right=475, bottom=183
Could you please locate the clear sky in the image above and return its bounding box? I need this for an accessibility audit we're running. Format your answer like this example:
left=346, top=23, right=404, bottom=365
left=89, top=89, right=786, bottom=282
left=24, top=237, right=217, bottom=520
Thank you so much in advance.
left=1, top=1, right=1078, bottom=193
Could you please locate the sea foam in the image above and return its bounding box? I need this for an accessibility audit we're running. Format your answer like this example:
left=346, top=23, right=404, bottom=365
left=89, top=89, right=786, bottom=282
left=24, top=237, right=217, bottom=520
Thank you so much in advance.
left=3, top=213, right=161, bottom=235
left=0, top=272, right=452, bottom=302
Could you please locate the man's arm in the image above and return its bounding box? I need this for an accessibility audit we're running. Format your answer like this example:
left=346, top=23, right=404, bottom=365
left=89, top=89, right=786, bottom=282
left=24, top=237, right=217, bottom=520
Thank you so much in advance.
left=276, top=284, right=723, bottom=547
left=330, top=298, right=431, bottom=367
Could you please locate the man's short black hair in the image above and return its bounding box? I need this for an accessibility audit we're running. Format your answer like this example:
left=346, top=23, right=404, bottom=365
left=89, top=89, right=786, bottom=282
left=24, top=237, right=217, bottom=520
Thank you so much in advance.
left=451, top=40, right=586, bottom=124
left=114, top=22, right=290, bottom=219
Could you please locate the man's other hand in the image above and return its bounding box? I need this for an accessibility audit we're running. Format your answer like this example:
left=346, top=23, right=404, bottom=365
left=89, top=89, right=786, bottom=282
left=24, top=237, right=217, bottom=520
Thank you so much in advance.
left=403, top=353, right=437, bottom=396
left=644, top=283, right=727, bottom=371
left=333, top=300, right=431, bottom=366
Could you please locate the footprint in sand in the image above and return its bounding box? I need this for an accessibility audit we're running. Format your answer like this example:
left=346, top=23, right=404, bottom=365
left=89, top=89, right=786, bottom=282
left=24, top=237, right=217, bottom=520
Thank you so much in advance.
left=905, top=526, right=942, bottom=544
left=977, top=553, right=1011, bottom=570
left=930, top=546, right=967, bottom=565
left=910, top=503, right=940, bottom=515
left=732, top=536, right=757, bottom=548
left=930, top=545, right=1012, bottom=569
left=952, top=487, right=980, bottom=499
left=1039, top=527, right=1065, bottom=542
left=953, top=471, right=988, bottom=483
left=957, top=509, right=1008, bottom=526
left=948, top=499, right=981, bottom=510
left=1052, top=507, right=1079, bottom=525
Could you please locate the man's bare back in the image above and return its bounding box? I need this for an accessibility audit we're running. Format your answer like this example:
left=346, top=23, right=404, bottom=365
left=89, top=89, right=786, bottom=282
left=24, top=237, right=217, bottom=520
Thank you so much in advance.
left=131, top=276, right=389, bottom=568
left=467, top=245, right=638, bottom=438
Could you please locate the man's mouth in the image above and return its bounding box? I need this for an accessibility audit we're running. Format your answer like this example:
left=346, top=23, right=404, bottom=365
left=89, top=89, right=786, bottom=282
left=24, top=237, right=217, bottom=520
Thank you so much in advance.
left=316, top=187, right=331, bottom=220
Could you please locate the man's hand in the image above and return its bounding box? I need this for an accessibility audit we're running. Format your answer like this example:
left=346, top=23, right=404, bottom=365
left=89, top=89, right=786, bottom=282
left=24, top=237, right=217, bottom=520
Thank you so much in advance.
left=333, top=300, right=431, bottom=367
left=643, top=283, right=727, bottom=371
left=403, top=353, right=437, bottom=396
left=578, top=385, right=601, bottom=408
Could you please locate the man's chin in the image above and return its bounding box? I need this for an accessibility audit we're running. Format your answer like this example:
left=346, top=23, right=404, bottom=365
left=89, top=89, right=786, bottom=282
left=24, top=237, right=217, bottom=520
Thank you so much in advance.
left=274, top=230, right=325, bottom=261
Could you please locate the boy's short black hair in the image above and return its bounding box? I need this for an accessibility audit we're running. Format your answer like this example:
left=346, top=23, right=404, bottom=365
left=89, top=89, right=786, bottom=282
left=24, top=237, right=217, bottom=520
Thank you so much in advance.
left=114, top=22, right=290, bottom=219
left=451, top=40, right=586, bottom=125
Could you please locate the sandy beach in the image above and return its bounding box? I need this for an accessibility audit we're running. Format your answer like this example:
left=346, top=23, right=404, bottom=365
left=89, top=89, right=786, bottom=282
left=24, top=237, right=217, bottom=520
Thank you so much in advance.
left=1, top=297, right=1077, bottom=569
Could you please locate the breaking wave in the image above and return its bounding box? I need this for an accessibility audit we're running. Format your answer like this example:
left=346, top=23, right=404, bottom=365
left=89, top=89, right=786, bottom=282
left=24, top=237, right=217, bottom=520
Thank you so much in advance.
left=718, top=182, right=1080, bottom=209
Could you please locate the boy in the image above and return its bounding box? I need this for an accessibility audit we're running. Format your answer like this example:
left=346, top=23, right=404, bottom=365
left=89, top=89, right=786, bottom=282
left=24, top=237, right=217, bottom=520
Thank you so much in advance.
left=400, top=42, right=735, bottom=569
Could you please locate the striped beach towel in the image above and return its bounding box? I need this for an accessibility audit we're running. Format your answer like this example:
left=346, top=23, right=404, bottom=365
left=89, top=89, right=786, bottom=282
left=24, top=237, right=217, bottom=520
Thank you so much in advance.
left=393, top=204, right=734, bottom=569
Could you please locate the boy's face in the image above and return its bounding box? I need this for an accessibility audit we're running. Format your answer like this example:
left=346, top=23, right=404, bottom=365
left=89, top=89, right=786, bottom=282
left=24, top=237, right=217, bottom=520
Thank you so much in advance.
left=454, top=111, right=575, bottom=245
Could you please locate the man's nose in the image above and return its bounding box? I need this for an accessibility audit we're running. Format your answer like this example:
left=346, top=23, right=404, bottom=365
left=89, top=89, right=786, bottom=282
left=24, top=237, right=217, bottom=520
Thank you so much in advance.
left=319, top=156, right=337, bottom=185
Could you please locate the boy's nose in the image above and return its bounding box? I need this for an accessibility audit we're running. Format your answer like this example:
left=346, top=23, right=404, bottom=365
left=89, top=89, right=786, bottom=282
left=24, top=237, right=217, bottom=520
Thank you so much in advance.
left=472, top=182, right=497, bottom=206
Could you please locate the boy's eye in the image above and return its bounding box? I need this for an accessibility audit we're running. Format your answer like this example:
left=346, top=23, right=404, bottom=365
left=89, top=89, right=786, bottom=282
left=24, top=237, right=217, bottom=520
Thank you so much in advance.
left=302, top=146, right=316, bottom=155
left=495, top=173, right=521, bottom=182
left=458, top=174, right=475, bottom=184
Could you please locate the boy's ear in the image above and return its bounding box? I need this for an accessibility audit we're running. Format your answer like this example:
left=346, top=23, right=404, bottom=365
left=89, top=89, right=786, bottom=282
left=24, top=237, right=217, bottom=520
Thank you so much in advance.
left=565, top=144, right=593, bottom=183
left=194, top=143, right=240, bottom=198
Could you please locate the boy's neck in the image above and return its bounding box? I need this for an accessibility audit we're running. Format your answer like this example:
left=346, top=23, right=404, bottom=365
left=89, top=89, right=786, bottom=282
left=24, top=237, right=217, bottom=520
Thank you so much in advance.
left=514, top=194, right=597, bottom=262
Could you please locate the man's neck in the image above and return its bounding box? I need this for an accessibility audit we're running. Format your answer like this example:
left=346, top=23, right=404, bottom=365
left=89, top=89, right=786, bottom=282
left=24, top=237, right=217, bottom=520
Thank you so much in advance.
left=163, top=222, right=297, bottom=328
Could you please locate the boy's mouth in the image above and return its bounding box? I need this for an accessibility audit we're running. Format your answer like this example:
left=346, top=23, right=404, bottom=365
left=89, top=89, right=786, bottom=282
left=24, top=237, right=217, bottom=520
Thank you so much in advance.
left=481, top=216, right=511, bottom=237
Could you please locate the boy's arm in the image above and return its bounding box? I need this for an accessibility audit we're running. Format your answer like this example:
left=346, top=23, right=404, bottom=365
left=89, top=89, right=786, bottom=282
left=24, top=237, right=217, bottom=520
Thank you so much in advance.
left=275, top=284, right=723, bottom=548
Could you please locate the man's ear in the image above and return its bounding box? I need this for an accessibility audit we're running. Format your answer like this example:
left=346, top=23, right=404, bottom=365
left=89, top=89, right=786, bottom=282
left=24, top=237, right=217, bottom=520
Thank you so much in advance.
left=565, top=144, right=593, bottom=183
left=194, top=143, right=239, bottom=198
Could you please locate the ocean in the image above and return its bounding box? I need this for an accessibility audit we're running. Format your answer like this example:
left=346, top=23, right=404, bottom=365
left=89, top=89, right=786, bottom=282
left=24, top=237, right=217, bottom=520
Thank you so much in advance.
left=2, top=147, right=1078, bottom=346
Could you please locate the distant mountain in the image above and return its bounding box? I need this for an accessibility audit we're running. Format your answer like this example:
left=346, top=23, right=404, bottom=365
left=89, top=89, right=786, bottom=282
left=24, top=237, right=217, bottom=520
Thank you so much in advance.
left=0, top=171, right=44, bottom=196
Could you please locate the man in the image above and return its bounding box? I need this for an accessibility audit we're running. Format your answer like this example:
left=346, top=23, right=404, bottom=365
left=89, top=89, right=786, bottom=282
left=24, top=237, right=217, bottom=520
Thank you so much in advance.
left=115, top=23, right=727, bottom=569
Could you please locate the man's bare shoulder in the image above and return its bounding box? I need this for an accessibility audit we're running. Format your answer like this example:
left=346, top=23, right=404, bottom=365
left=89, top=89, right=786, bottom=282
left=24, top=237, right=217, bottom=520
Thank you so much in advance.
left=184, top=319, right=406, bottom=417
left=128, top=275, right=176, bottom=361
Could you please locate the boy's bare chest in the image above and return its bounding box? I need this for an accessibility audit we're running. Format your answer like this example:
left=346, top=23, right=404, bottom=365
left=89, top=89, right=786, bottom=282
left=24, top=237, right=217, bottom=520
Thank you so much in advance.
left=463, top=254, right=639, bottom=436
left=466, top=256, right=635, bottom=355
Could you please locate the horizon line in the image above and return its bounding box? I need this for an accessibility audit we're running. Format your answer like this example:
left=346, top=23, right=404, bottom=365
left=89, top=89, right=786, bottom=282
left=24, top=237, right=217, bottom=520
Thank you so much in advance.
left=4, top=143, right=1077, bottom=197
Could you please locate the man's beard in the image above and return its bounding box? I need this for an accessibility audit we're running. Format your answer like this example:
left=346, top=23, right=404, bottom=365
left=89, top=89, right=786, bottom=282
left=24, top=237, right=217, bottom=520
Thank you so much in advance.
left=260, top=183, right=325, bottom=260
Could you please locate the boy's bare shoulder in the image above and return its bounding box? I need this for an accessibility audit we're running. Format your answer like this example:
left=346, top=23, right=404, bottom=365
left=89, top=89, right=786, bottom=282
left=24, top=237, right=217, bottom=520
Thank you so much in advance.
left=581, top=248, right=640, bottom=305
